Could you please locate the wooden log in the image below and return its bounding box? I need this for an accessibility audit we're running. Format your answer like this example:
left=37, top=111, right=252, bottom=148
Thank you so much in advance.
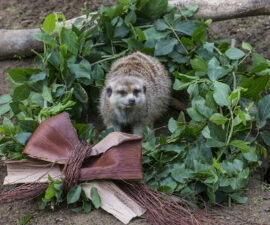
left=171, top=0, right=270, bottom=21
left=1, top=0, right=270, bottom=59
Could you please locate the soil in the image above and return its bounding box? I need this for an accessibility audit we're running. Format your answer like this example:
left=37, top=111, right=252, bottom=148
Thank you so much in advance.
left=1, top=1, right=270, bottom=225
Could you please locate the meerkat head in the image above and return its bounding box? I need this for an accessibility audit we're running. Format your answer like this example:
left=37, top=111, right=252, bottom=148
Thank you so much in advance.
left=106, top=76, right=147, bottom=109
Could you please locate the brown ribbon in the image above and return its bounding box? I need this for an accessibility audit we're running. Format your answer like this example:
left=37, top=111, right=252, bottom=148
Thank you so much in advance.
left=22, top=112, right=143, bottom=182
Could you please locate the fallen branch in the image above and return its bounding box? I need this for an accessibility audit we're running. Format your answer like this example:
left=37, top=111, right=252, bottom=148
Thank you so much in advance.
left=171, top=0, right=270, bottom=21
left=0, top=0, right=270, bottom=59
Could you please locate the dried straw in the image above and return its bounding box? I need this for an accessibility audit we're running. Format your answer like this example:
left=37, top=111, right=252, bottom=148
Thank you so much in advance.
left=117, top=181, right=215, bottom=225
left=0, top=183, right=48, bottom=204
left=62, top=142, right=91, bottom=192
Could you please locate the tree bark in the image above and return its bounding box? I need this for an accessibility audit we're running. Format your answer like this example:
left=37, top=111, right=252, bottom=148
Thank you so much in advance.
left=171, top=0, right=270, bottom=21
left=1, top=0, right=270, bottom=60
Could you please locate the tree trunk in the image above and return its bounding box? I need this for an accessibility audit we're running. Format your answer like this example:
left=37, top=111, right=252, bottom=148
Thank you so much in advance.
left=1, top=0, right=270, bottom=60
left=171, top=0, right=270, bottom=21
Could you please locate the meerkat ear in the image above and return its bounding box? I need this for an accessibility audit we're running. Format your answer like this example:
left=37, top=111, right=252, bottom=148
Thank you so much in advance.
left=143, top=85, right=146, bottom=93
left=106, top=87, right=112, bottom=97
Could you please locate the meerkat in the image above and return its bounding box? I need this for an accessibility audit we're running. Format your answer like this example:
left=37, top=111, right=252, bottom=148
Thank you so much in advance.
left=99, top=51, right=171, bottom=136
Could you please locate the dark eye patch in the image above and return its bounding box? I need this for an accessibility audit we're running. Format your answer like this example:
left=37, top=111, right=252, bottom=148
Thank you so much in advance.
left=119, top=90, right=127, bottom=96
left=106, top=87, right=112, bottom=97
left=133, top=89, right=141, bottom=96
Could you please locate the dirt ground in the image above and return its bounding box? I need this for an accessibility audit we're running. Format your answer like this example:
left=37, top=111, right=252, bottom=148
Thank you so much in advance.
left=0, top=1, right=270, bottom=225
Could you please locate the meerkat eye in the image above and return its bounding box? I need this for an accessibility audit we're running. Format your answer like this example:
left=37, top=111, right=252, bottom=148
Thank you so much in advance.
left=133, top=89, right=141, bottom=96
left=119, top=90, right=127, bottom=96
left=106, top=87, right=112, bottom=97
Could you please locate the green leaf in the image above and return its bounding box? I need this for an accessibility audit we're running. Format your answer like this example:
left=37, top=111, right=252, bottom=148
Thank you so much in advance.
left=209, top=113, right=228, bottom=125
left=7, top=69, right=28, bottom=83
left=174, top=20, right=202, bottom=37
left=250, top=62, right=268, bottom=74
left=206, top=188, right=216, bottom=203
left=60, top=28, right=78, bottom=55
left=12, top=85, right=30, bottom=101
left=231, top=192, right=248, bottom=204
left=154, top=37, right=178, bottom=56
left=104, top=4, right=124, bottom=19
left=180, top=5, right=198, bottom=17
left=2, top=117, right=14, bottom=135
left=230, top=140, right=251, bottom=153
left=258, top=95, right=270, bottom=127
left=82, top=200, right=92, bottom=213
left=21, top=215, right=33, bottom=225
left=213, top=81, right=231, bottom=106
left=91, top=187, right=101, bottom=209
left=143, top=27, right=169, bottom=41
left=187, top=107, right=204, bottom=122
left=0, top=104, right=10, bottom=116
left=252, top=53, right=266, bottom=65
left=74, top=83, right=88, bottom=103
left=195, top=103, right=213, bottom=118
left=190, top=56, right=207, bottom=72
left=225, top=47, right=245, bottom=60
left=173, top=79, right=191, bottom=90
left=113, top=25, right=130, bottom=39
left=171, top=167, right=191, bottom=183
left=124, top=10, right=136, bottom=25
left=33, top=33, right=59, bottom=47
left=154, top=19, right=168, bottom=31
left=43, top=13, right=56, bottom=35
left=181, top=37, right=193, bottom=50
left=82, top=40, right=93, bottom=57
left=124, top=38, right=144, bottom=51
left=168, top=118, right=178, bottom=133
left=29, top=72, right=46, bottom=82
left=0, top=94, right=11, bottom=104
left=38, top=197, right=48, bottom=210
left=139, top=0, right=168, bottom=20
left=68, top=63, right=91, bottom=80
left=19, top=120, right=39, bottom=132
left=42, top=86, right=53, bottom=103
left=14, top=132, right=32, bottom=145
left=213, top=158, right=226, bottom=173
left=45, top=183, right=56, bottom=200
left=67, top=185, right=82, bottom=204
left=261, top=131, right=270, bottom=146
left=208, top=122, right=226, bottom=143
left=230, top=141, right=257, bottom=162
left=241, top=75, right=268, bottom=99
left=193, top=25, right=208, bottom=43
left=207, top=57, right=228, bottom=81
left=241, top=42, right=252, bottom=51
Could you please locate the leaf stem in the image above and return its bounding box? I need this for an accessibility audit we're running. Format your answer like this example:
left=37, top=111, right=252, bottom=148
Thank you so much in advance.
left=164, top=18, right=189, bottom=55
left=92, top=41, right=123, bottom=48
left=232, top=72, right=236, bottom=90
left=214, top=47, right=222, bottom=56
left=238, top=51, right=251, bottom=65
left=91, top=55, right=119, bottom=66
left=226, top=106, right=234, bottom=145
left=135, top=25, right=153, bottom=29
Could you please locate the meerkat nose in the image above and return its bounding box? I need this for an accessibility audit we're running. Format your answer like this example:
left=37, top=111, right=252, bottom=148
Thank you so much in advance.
left=129, top=98, right=135, bottom=105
